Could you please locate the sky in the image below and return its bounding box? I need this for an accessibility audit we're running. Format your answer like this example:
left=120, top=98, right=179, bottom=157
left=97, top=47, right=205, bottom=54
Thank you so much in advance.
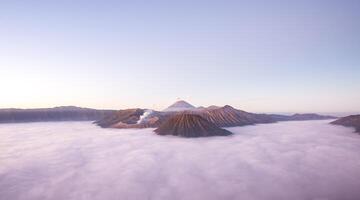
left=0, top=0, right=359, bottom=113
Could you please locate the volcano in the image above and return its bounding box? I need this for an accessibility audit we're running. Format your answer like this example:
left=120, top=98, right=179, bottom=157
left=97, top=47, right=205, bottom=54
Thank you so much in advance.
left=163, top=100, right=196, bottom=112
left=94, top=101, right=336, bottom=134
left=154, top=113, right=232, bottom=137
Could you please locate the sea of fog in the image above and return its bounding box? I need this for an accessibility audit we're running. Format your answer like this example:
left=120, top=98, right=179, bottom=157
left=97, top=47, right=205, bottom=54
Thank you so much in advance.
left=1, top=120, right=360, bottom=200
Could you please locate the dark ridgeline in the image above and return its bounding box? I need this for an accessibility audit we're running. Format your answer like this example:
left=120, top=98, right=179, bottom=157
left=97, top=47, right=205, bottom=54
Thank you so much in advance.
left=0, top=106, right=115, bottom=123
left=331, top=115, right=360, bottom=133
left=154, top=113, right=232, bottom=137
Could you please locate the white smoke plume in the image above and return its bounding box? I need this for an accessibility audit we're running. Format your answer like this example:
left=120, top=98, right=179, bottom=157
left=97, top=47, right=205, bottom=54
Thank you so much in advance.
left=0, top=120, right=360, bottom=200
left=137, top=109, right=153, bottom=124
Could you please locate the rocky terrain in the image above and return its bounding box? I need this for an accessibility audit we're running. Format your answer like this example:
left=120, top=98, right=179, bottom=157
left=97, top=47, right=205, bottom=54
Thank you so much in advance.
left=154, top=113, right=232, bottom=137
left=331, top=115, right=360, bottom=133
left=0, top=106, right=115, bottom=123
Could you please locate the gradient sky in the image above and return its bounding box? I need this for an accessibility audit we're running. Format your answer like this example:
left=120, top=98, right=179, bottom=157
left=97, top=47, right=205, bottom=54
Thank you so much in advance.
left=0, top=0, right=359, bottom=113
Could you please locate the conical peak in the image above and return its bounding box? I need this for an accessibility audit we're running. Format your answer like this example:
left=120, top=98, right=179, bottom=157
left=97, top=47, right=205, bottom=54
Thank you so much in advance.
left=163, top=100, right=196, bottom=112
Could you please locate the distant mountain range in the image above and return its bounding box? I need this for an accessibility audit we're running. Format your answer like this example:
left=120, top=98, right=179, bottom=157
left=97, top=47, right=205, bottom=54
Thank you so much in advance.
left=269, top=113, right=337, bottom=121
left=0, top=106, right=115, bottom=123
left=0, top=101, right=341, bottom=138
left=94, top=100, right=338, bottom=137
left=331, top=115, right=360, bottom=133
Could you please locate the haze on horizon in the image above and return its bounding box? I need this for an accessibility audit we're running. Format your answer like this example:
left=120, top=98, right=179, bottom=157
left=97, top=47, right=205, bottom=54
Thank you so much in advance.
left=0, top=0, right=359, bottom=113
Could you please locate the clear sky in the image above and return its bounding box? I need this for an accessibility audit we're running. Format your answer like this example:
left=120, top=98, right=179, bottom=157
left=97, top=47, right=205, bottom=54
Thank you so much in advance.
left=0, top=0, right=359, bottom=113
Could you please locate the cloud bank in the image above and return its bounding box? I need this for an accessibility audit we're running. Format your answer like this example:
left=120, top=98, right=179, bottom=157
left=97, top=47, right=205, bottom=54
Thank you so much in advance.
left=1, top=120, right=360, bottom=200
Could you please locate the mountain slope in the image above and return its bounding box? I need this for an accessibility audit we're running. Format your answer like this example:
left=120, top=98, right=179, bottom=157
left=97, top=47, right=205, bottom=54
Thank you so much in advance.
left=154, top=113, right=232, bottom=137
left=95, top=109, right=175, bottom=128
left=194, top=105, right=276, bottom=127
left=95, top=108, right=145, bottom=128
left=331, top=115, right=360, bottom=133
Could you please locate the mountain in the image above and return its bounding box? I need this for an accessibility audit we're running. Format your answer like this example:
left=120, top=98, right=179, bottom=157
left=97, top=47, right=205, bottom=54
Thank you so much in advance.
left=96, top=108, right=145, bottom=128
left=163, top=100, right=196, bottom=112
left=95, top=108, right=173, bottom=128
left=331, top=115, right=360, bottom=133
left=0, top=106, right=115, bottom=123
left=193, top=105, right=276, bottom=127
left=96, top=103, right=336, bottom=129
left=154, top=113, right=232, bottom=137
left=95, top=105, right=273, bottom=129
left=287, top=113, right=337, bottom=121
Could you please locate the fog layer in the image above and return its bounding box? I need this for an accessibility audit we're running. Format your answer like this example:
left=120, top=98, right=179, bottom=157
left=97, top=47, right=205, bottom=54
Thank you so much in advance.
left=1, top=120, right=360, bottom=200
